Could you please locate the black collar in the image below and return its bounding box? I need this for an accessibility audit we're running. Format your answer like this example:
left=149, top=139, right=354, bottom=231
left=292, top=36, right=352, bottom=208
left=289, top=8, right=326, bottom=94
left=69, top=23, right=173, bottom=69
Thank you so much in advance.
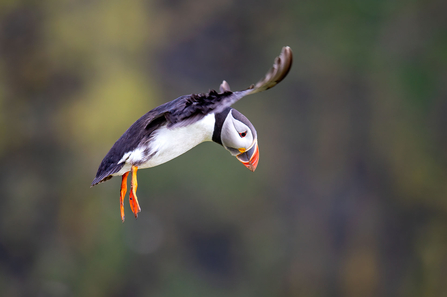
left=212, top=107, right=232, bottom=145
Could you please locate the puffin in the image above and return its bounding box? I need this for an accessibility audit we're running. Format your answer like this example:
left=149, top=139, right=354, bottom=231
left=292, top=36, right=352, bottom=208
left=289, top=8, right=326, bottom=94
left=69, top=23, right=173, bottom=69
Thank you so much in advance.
left=91, top=46, right=293, bottom=221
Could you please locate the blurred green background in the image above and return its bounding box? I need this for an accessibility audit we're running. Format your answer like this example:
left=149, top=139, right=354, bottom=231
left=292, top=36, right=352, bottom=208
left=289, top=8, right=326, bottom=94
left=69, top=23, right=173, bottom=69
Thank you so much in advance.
left=1, top=0, right=446, bottom=296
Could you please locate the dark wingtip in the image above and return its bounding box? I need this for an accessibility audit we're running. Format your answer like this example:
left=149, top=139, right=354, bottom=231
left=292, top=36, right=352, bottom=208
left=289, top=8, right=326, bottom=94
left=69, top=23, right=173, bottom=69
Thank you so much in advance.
left=90, top=157, right=125, bottom=188
left=91, top=174, right=114, bottom=187
left=90, top=178, right=101, bottom=188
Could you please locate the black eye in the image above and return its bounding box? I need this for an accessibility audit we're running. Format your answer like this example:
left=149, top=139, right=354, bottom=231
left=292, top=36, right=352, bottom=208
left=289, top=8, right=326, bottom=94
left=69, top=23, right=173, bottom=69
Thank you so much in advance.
left=239, top=131, right=247, bottom=138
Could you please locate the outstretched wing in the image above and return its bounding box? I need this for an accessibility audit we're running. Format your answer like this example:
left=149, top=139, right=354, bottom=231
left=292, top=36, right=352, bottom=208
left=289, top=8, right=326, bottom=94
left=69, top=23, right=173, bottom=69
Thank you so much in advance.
left=167, top=46, right=293, bottom=120
left=212, top=46, right=293, bottom=113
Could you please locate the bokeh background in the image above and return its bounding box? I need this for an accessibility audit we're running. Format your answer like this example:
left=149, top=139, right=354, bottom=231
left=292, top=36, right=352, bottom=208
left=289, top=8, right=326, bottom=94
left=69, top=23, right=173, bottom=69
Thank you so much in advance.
left=1, top=0, right=446, bottom=296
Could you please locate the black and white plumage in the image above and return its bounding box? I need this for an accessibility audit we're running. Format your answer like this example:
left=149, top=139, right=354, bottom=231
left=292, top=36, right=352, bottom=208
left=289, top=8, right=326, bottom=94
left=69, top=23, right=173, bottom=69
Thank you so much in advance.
left=91, top=46, right=293, bottom=221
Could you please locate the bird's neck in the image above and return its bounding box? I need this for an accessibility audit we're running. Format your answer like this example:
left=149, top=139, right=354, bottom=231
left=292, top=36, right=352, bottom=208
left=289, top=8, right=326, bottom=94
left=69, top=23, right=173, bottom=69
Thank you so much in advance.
left=212, top=107, right=232, bottom=146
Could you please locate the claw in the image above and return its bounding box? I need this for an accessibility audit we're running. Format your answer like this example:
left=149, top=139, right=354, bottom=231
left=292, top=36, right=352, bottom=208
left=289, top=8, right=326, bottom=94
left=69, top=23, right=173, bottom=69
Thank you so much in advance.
left=120, top=172, right=129, bottom=222
left=129, top=165, right=141, bottom=218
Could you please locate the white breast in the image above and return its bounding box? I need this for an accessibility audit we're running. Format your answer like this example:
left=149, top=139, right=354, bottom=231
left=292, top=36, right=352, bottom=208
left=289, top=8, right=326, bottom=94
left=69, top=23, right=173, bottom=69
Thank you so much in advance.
left=114, top=114, right=215, bottom=175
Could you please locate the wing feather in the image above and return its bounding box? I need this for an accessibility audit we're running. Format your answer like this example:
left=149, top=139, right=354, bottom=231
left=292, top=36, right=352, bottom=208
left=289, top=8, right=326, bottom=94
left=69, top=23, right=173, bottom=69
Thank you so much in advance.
left=197, top=46, right=293, bottom=114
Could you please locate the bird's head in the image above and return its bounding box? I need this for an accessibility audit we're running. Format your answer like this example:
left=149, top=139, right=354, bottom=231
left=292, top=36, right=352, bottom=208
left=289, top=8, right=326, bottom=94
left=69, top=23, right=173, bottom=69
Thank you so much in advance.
left=213, top=108, right=259, bottom=171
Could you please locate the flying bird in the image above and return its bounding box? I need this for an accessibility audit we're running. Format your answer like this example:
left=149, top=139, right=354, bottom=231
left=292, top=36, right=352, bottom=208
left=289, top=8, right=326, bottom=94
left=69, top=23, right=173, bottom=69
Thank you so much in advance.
left=91, top=46, right=293, bottom=221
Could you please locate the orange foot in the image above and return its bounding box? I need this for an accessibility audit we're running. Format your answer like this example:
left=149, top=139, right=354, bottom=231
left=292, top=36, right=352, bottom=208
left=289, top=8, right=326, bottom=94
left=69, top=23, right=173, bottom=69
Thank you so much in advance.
left=120, top=172, right=130, bottom=222
left=129, top=165, right=141, bottom=218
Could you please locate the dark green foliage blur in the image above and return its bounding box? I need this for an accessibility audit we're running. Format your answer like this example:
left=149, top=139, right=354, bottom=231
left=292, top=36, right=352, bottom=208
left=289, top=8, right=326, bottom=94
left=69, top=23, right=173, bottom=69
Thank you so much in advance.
left=1, top=0, right=446, bottom=296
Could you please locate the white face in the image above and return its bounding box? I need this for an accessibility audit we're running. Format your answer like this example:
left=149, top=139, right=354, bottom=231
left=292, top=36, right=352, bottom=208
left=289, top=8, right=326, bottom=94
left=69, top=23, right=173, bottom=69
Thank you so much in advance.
left=221, top=110, right=256, bottom=156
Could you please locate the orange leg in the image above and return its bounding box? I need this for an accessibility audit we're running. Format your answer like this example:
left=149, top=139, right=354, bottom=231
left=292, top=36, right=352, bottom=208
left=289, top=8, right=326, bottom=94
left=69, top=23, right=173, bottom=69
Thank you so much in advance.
left=129, top=165, right=141, bottom=218
left=120, top=172, right=130, bottom=222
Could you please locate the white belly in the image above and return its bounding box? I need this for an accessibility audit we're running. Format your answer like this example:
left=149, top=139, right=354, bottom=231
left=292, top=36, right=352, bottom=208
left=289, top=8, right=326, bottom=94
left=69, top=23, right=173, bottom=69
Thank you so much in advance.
left=114, top=114, right=215, bottom=175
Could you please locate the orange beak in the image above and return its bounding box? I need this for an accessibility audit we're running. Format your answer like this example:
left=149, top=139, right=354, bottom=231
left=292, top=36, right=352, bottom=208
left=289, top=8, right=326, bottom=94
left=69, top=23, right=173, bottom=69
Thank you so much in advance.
left=236, top=141, right=259, bottom=172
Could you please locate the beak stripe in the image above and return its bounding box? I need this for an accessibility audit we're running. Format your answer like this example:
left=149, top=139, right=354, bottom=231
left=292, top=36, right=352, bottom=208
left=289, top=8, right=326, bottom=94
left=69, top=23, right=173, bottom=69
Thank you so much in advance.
left=236, top=142, right=259, bottom=172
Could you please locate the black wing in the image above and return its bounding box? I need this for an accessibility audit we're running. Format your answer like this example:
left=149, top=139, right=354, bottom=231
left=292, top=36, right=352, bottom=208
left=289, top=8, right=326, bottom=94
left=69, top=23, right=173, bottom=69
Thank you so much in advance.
left=91, top=110, right=168, bottom=186
left=166, top=46, right=293, bottom=122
